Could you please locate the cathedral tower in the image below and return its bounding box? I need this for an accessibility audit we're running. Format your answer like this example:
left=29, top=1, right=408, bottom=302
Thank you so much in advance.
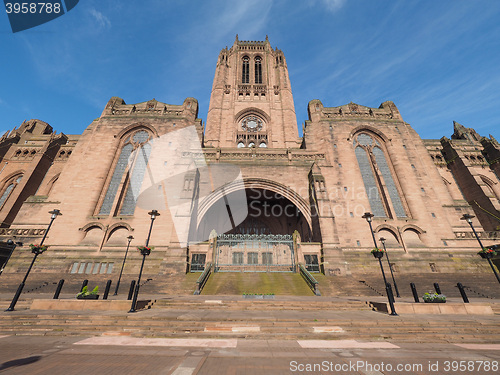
left=204, top=36, right=301, bottom=149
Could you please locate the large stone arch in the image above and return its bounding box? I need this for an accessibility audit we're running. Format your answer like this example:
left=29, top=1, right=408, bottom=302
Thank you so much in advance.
left=196, top=178, right=312, bottom=231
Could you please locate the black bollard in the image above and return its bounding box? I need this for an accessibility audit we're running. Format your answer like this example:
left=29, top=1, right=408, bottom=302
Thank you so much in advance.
left=127, top=280, right=136, bottom=300
left=410, top=282, right=419, bottom=303
left=433, top=282, right=442, bottom=295
left=53, top=279, right=65, bottom=299
left=103, top=280, right=112, bottom=300
left=457, top=283, right=469, bottom=303
left=80, top=279, right=88, bottom=292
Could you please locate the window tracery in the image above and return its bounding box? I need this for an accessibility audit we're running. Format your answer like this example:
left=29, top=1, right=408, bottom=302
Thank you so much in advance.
left=0, top=175, right=23, bottom=209
left=255, top=56, right=262, bottom=84
left=242, top=56, right=250, bottom=84
left=353, top=132, right=407, bottom=218
left=99, top=129, right=152, bottom=216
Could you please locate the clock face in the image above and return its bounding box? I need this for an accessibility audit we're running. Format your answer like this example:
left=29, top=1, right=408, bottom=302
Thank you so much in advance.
left=242, top=116, right=263, bottom=132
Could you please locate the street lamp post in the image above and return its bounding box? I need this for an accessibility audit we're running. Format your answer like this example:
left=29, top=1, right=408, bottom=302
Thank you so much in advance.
left=129, top=210, right=159, bottom=313
left=6, top=209, right=62, bottom=311
left=114, top=235, right=134, bottom=296
left=461, top=214, right=500, bottom=284
left=380, top=237, right=400, bottom=298
left=362, top=212, right=397, bottom=316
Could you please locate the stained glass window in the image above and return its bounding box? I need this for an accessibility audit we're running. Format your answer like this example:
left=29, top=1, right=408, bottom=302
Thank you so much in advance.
left=0, top=175, right=22, bottom=209
left=255, top=56, right=262, bottom=84
left=373, top=147, right=407, bottom=217
left=120, top=143, right=152, bottom=215
left=242, top=56, right=249, bottom=84
left=99, top=129, right=152, bottom=216
left=353, top=133, right=407, bottom=219
left=99, top=144, right=133, bottom=215
left=355, top=147, right=386, bottom=217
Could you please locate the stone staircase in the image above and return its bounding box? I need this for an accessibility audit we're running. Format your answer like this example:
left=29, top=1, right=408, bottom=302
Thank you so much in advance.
left=0, top=297, right=498, bottom=343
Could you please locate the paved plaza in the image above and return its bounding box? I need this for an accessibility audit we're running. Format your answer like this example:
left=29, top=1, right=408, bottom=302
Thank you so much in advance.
left=0, top=292, right=499, bottom=375
left=1, top=335, right=500, bottom=375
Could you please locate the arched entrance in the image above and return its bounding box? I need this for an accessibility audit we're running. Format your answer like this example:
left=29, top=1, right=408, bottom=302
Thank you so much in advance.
left=193, top=183, right=312, bottom=271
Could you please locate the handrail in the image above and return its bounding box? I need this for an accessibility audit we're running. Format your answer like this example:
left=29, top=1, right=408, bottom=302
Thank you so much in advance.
left=194, top=262, right=212, bottom=295
left=298, top=264, right=321, bottom=296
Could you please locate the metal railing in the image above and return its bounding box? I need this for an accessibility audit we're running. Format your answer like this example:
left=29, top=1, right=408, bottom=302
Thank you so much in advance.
left=298, top=264, right=321, bottom=296
left=194, top=262, right=212, bottom=295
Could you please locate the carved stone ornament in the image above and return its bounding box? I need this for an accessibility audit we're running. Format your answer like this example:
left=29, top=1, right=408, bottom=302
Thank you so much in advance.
left=241, top=116, right=263, bottom=132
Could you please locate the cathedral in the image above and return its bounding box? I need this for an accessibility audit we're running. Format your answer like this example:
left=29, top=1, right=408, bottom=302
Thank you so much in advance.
left=0, top=36, right=499, bottom=285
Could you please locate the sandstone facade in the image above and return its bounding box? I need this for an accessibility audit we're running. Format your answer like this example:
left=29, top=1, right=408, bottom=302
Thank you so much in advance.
left=1, top=37, right=499, bottom=279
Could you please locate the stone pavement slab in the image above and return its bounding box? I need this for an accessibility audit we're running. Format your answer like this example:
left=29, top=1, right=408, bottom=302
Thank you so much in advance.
left=1, top=335, right=500, bottom=375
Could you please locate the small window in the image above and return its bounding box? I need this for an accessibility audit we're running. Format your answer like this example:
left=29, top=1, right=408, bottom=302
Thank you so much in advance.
left=262, top=252, right=273, bottom=265
left=259, top=142, right=267, bottom=148
left=255, top=56, right=262, bottom=84
left=248, top=252, right=258, bottom=265
left=237, top=142, right=245, bottom=148
left=78, top=263, right=85, bottom=274
left=350, top=212, right=354, bottom=217
left=242, top=56, right=250, bottom=84
left=356, top=240, right=361, bottom=247
left=304, top=254, right=320, bottom=272
left=248, top=142, right=255, bottom=148
left=85, top=263, right=93, bottom=274
left=431, top=213, right=436, bottom=218
left=232, top=252, right=244, bottom=265
left=70, top=263, right=79, bottom=274
left=191, top=254, right=206, bottom=271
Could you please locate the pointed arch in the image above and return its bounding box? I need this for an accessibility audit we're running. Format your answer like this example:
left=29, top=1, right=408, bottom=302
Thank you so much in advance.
left=479, top=174, right=500, bottom=200
left=45, top=173, right=60, bottom=196
left=0, top=172, right=24, bottom=210
left=400, top=224, right=426, bottom=234
left=115, top=122, right=159, bottom=139
left=196, top=177, right=312, bottom=230
left=348, top=125, right=390, bottom=143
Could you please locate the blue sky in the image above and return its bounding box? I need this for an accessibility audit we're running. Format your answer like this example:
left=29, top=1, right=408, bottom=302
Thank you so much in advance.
left=1, top=0, right=499, bottom=140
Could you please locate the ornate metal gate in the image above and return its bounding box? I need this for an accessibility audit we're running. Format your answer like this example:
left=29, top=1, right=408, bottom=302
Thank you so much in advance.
left=215, top=234, right=294, bottom=272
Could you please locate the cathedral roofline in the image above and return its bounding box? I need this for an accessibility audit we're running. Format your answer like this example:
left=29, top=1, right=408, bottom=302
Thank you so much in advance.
left=100, top=97, right=200, bottom=121
left=307, top=99, right=402, bottom=123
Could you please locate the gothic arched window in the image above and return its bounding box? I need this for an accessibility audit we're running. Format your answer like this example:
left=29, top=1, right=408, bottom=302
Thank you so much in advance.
left=353, top=132, right=407, bottom=218
left=0, top=175, right=23, bottom=210
left=99, top=129, right=153, bottom=216
left=242, top=56, right=250, bottom=84
left=255, top=56, right=262, bottom=84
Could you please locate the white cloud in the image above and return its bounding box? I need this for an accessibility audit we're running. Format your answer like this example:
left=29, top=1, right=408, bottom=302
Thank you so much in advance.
left=89, top=8, right=111, bottom=29
left=320, top=0, right=346, bottom=12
